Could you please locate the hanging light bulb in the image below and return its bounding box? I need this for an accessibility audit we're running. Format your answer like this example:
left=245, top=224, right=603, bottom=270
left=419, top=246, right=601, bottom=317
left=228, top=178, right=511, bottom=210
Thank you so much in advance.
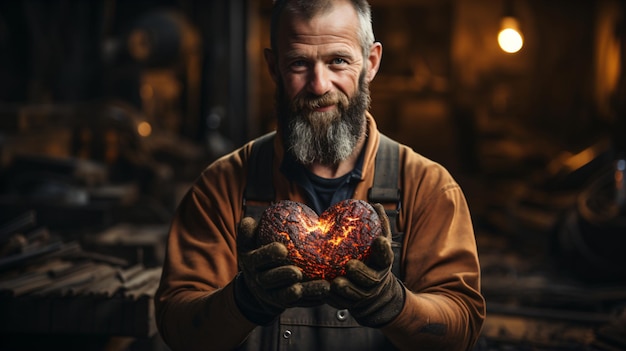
left=498, top=16, right=524, bottom=53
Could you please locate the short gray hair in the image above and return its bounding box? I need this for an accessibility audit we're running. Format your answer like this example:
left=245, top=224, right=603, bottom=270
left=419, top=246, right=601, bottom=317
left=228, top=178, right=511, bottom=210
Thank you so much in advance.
left=270, top=0, right=375, bottom=59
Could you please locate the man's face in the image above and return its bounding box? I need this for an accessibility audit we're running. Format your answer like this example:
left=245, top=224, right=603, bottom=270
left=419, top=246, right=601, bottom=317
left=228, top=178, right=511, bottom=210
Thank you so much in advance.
left=268, top=2, right=374, bottom=165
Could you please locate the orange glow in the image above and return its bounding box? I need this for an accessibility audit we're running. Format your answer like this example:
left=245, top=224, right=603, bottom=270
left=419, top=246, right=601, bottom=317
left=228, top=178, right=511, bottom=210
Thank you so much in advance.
left=260, top=200, right=381, bottom=280
left=137, top=121, right=152, bottom=137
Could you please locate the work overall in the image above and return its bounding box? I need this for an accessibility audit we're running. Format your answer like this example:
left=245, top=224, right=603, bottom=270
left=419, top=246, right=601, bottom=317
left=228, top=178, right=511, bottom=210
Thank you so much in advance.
left=236, top=132, right=404, bottom=351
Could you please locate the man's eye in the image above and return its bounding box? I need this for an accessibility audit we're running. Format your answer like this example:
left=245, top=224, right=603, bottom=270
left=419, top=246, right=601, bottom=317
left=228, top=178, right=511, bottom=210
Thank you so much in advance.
left=331, top=58, right=347, bottom=65
left=291, top=60, right=307, bottom=68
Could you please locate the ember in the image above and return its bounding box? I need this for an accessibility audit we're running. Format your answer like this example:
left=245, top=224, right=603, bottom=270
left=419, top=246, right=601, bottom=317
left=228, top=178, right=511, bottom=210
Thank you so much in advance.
left=257, top=199, right=382, bottom=280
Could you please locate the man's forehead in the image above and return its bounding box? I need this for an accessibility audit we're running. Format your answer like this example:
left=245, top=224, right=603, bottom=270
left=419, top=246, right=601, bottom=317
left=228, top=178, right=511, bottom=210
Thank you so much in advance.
left=282, top=31, right=358, bottom=49
left=278, top=1, right=358, bottom=33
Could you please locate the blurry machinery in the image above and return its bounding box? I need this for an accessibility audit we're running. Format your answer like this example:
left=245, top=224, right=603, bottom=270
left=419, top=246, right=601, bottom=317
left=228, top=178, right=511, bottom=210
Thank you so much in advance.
left=123, top=9, right=203, bottom=141
left=0, top=5, right=210, bottom=231
left=108, top=8, right=215, bottom=183
left=554, top=3, right=626, bottom=284
left=0, top=6, right=206, bottom=349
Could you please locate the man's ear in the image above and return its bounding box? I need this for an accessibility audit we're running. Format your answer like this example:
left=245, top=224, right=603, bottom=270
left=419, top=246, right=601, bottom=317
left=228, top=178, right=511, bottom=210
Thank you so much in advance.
left=366, top=42, right=383, bottom=83
left=264, top=48, right=278, bottom=83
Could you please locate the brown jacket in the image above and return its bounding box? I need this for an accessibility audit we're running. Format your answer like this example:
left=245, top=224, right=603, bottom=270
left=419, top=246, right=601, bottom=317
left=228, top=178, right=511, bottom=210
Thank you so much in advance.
left=155, top=114, right=485, bottom=350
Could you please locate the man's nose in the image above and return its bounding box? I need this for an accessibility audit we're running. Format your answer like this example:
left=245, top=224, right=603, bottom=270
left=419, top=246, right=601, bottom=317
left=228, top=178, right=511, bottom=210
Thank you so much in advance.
left=307, top=63, right=332, bottom=96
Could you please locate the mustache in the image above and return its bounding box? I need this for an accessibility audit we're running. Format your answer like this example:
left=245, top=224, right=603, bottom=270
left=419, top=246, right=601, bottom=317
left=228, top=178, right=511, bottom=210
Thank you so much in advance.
left=291, top=92, right=349, bottom=111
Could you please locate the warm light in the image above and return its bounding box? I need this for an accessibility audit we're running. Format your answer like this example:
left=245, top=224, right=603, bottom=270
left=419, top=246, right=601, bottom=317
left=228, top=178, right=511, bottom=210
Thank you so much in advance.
left=498, top=17, right=523, bottom=53
left=137, top=121, right=152, bottom=137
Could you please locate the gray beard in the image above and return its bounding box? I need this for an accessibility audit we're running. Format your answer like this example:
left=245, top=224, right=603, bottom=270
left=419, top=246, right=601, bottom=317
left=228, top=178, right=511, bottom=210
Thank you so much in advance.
left=277, top=73, right=370, bottom=166
left=290, top=116, right=356, bottom=165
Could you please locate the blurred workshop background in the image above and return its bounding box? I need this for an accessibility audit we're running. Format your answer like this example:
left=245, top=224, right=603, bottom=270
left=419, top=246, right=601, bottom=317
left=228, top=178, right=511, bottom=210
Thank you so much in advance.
left=0, top=0, right=625, bottom=350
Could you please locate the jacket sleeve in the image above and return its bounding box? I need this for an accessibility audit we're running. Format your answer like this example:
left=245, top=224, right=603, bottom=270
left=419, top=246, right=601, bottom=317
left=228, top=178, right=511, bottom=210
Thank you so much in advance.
left=154, top=147, right=257, bottom=351
left=381, top=153, right=486, bottom=350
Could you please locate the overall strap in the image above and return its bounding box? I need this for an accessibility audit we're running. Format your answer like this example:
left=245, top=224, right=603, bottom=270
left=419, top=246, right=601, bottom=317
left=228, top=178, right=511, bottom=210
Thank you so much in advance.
left=243, top=132, right=276, bottom=221
left=368, top=133, right=403, bottom=277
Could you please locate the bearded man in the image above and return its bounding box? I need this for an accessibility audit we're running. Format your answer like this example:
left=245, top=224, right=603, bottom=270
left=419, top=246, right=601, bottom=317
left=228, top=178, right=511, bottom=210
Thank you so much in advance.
left=154, top=1, right=485, bottom=350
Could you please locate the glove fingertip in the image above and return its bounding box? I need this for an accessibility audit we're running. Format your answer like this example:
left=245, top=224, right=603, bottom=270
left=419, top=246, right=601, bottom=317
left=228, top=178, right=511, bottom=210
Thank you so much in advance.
left=373, top=235, right=391, bottom=250
left=238, top=217, right=258, bottom=249
left=369, top=236, right=393, bottom=269
left=330, top=275, right=348, bottom=289
left=269, top=241, right=289, bottom=258
left=372, top=203, right=386, bottom=218
left=282, top=283, right=304, bottom=306
left=239, top=217, right=257, bottom=235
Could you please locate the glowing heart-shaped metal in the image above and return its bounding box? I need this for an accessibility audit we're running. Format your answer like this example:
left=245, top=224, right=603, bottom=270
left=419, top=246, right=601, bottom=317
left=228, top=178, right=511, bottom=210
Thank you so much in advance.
left=257, top=199, right=382, bottom=280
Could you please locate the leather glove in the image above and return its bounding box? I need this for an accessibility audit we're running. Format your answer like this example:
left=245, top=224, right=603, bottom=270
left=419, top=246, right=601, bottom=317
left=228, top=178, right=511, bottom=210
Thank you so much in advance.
left=234, top=216, right=330, bottom=325
left=327, top=203, right=405, bottom=327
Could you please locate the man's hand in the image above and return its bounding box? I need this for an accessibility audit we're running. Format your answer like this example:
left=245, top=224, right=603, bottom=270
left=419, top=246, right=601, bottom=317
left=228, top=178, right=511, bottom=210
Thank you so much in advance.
left=234, top=216, right=329, bottom=325
left=327, top=203, right=405, bottom=327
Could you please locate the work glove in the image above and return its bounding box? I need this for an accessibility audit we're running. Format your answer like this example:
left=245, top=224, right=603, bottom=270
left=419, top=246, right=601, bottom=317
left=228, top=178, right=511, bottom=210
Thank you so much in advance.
left=234, top=216, right=330, bottom=325
left=327, top=203, right=405, bottom=327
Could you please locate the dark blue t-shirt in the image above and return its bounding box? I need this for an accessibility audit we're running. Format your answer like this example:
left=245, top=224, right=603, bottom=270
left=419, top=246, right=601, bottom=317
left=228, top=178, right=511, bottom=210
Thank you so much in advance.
left=280, top=150, right=365, bottom=214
